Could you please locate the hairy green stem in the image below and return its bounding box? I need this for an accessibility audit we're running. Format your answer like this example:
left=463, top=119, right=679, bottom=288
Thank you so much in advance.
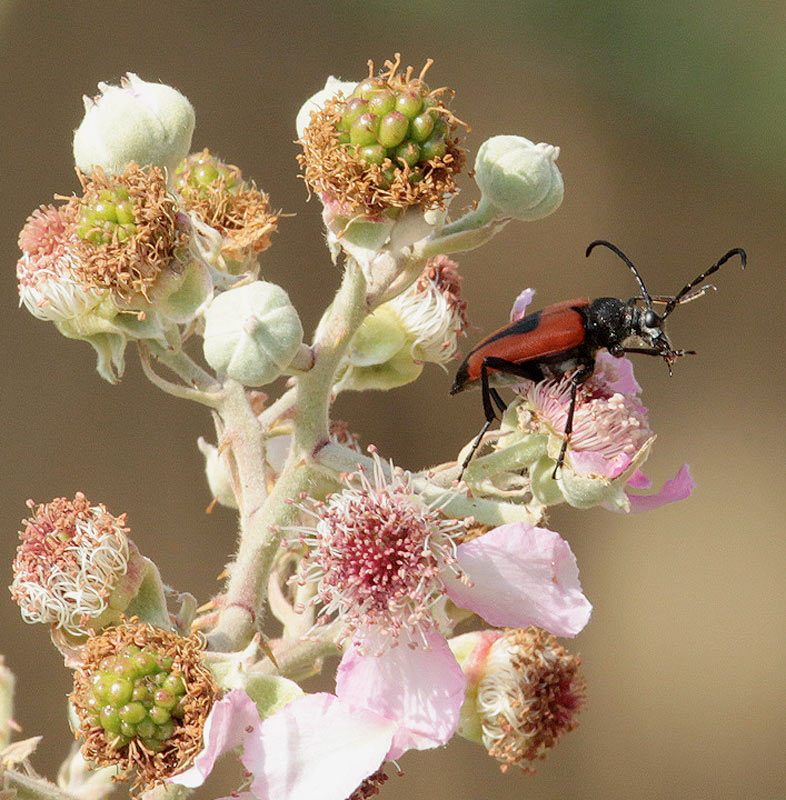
left=209, top=261, right=369, bottom=651
left=315, top=442, right=542, bottom=526
left=2, top=770, right=80, bottom=800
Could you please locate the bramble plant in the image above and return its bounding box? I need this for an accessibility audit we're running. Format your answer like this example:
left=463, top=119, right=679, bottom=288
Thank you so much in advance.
left=6, top=56, right=696, bottom=799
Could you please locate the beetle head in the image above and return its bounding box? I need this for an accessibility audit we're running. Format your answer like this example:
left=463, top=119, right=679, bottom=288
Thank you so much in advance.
left=587, top=240, right=746, bottom=375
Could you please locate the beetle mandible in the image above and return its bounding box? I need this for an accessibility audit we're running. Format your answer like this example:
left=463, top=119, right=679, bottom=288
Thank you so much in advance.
left=451, top=240, right=746, bottom=479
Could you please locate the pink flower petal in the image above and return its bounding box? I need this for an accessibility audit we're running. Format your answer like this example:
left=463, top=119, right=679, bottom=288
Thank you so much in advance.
left=169, top=689, right=260, bottom=788
left=626, top=469, right=652, bottom=489
left=510, top=288, right=536, bottom=322
left=243, top=693, right=396, bottom=800
left=336, top=630, right=466, bottom=760
left=444, top=522, right=592, bottom=637
left=627, top=464, right=695, bottom=513
left=595, top=352, right=642, bottom=396
left=569, top=449, right=632, bottom=479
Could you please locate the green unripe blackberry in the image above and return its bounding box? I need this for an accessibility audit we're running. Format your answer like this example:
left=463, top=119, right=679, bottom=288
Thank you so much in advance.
left=378, top=112, right=409, bottom=148
left=395, top=90, right=423, bottom=118
left=349, top=113, right=380, bottom=147
left=298, top=57, right=466, bottom=214
left=76, top=185, right=138, bottom=246
left=175, top=152, right=239, bottom=198
left=86, top=644, right=187, bottom=750
left=335, top=79, right=451, bottom=178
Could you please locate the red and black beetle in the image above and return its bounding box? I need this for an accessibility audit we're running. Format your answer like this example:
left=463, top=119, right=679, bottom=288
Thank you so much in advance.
left=451, top=240, right=746, bottom=478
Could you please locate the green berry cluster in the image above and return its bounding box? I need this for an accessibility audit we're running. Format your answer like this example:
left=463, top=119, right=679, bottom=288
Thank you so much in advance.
left=175, top=153, right=239, bottom=196
left=336, top=77, right=450, bottom=182
left=85, top=644, right=187, bottom=752
left=76, top=187, right=137, bottom=245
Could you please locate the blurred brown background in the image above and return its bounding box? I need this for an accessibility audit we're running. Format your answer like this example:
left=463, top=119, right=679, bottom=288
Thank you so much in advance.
left=1, top=2, right=784, bottom=798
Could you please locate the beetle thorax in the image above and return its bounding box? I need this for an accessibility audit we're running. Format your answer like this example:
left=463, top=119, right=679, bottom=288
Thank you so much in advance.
left=582, top=297, right=632, bottom=354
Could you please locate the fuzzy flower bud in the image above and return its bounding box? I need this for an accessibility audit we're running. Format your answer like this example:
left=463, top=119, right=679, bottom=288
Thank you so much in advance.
left=450, top=627, right=585, bottom=772
left=10, top=494, right=134, bottom=637
left=70, top=621, right=218, bottom=794
left=474, top=135, right=563, bottom=222
left=176, top=149, right=279, bottom=276
left=73, top=73, right=195, bottom=179
left=202, top=281, right=305, bottom=386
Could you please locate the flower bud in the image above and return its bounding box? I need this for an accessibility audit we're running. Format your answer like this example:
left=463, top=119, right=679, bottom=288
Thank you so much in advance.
left=474, top=135, right=563, bottom=222
left=197, top=437, right=238, bottom=510
left=450, top=627, right=585, bottom=772
left=202, top=281, right=304, bottom=386
left=73, top=73, right=195, bottom=179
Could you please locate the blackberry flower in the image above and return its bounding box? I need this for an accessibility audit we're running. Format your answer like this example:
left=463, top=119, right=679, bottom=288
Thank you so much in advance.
left=291, top=451, right=591, bottom=759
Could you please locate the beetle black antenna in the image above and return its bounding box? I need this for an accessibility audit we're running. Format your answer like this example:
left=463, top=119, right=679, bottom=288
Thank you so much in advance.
left=586, top=240, right=652, bottom=306
left=662, top=248, right=746, bottom=320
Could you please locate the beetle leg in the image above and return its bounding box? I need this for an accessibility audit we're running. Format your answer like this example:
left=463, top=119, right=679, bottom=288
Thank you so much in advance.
left=622, top=347, right=696, bottom=357
left=459, top=361, right=497, bottom=480
left=459, top=356, right=545, bottom=481
left=490, top=387, right=508, bottom=415
left=552, top=366, right=594, bottom=479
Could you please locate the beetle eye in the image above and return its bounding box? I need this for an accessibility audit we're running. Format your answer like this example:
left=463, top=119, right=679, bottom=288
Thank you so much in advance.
left=643, top=309, right=659, bottom=328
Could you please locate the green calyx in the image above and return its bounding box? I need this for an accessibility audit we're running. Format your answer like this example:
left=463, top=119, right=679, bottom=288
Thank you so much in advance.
left=336, top=80, right=449, bottom=183
left=86, top=644, right=186, bottom=752
left=75, top=187, right=137, bottom=246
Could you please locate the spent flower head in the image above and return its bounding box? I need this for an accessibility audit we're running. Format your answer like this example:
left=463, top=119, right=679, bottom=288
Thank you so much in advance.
left=467, top=627, right=585, bottom=772
left=176, top=148, right=278, bottom=273
left=66, top=164, right=187, bottom=302
left=70, top=621, right=218, bottom=794
left=10, top=493, right=131, bottom=636
left=297, top=54, right=466, bottom=215
left=17, top=204, right=106, bottom=323
left=388, top=254, right=468, bottom=364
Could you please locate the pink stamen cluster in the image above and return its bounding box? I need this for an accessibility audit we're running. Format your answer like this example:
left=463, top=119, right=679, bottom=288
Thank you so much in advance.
left=524, top=362, right=651, bottom=471
left=294, top=454, right=466, bottom=651
left=10, top=493, right=130, bottom=635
